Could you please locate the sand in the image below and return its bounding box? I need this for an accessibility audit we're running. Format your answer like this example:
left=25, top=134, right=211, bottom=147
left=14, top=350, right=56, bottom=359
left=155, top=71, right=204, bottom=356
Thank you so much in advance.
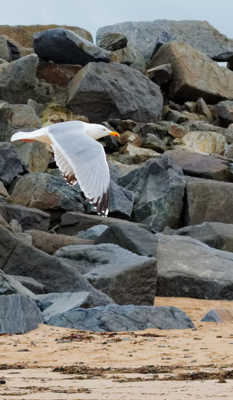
left=0, top=297, right=233, bottom=399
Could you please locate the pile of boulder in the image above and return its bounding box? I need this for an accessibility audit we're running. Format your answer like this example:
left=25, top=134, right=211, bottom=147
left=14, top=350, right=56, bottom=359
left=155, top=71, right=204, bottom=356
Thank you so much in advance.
left=1, top=20, right=233, bottom=333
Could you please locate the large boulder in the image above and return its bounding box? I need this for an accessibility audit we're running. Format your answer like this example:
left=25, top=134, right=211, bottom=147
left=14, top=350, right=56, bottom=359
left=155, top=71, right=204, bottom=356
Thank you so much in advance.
left=34, top=28, right=110, bottom=65
left=68, top=61, right=163, bottom=122
left=185, top=176, right=233, bottom=225
left=0, top=294, right=43, bottom=333
left=56, top=243, right=157, bottom=305
left=150, top=42, right=233, bottom=103
left=155, top=233, right=233, bottom=299
left=118, top=155, right=185, bottom=231
left=97, top=20, right=233, bottom=63
left=45, top=303, right=194, bottom=331
left=10, top=172, right=85, bottom=212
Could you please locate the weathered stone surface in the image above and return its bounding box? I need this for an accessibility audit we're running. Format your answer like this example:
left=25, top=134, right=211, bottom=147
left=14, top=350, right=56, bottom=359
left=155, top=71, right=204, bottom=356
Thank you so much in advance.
left=14, top=141, right=51, bottom=173
left=0, top=204, right=50, bottom=231
left=196, top=97, right=213, bottom=121
left=96, top=221, right=156, bottom=256
left=59, top=211, right=147, bottom=235
left=37, top=61, right=82, bottom=86
left=110, top=44, right=146, bottom=71
left=0, top=226, right=113, bottom=305
left=10, top=173, right=85, bottom=212
left=119, top=143, right=160, bottom=164
left=155, top=233, right=233, bottom=299
left=0, top=142, right=25, bottom=186
left=185, top=176, right=233, bottom=225
left=78, top=224, right=108, bottom=240
left=201, top=309, right=233, bottom=322
left=118, top=155, right=185, bottom=231
left=147, top=64, right=172, bottom=86
left=165, top=149, right=233, bottom=181
left=0, top=25, right=93, bottom=49
left=46, top=303, right=194, bottom=331
left=0, top=294, right=43, bottom=333
left=13, top=275, right=45, bottom=294
left=109, top=179, right=134, bottom=217
left=175, top=222, right=233, bottom=252
left=56, top=243, right=157, bottom=305
left=0, top=35, right=11, bottom=61
left=68, top=61, right=163, bottom=123
left=27, top=229, right=94, bottom=255
left=37, top=291, right=111, bottom=321
left=181, top=130, right=226, bottom=155
left=34, top=29, right=110, bottom=65
left=215, top=100, right=233, bottom=123
left=97, top=20, right=233, bottom=62
left=98, top=32, right=128, bottom=51
left=0, top=269, right=36, bottom=298
left=151, top=42, right=233, bottom=103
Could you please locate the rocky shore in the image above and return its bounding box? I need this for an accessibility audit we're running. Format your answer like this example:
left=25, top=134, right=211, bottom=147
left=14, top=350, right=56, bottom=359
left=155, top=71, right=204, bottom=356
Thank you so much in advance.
left=0, top=20, right=233, bottom=334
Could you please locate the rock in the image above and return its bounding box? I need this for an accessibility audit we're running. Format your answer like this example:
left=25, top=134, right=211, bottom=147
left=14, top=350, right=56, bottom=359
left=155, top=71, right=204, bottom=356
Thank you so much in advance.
left=147, top=64, right=172, bottom=86
left=181, top=120, right=225, bottom=135
left=12, top=275, right=46, bottom=294
left=155, top=233, right=233, bottom=299
left=14, top=141, right=51, bottom=173
left=151, top=42, right=233, bottom=103
left=59, top=211, right=147, bottom=235
left=34, top=29, right=110, bottom=65
left=0, top=182, right=10, bottom=202
left=0, top=213, right=9, bottom=228
left=27, top=229, right=94, bottom=254
left=175, top=222, right=233, bottom=252
left=97, top=20, right=233, bottom=63
left=0, top=294, right=43, bottom=334
left=0, top=204, right=50, bottom=231
left=37, top=61, right=82, bottom=86
left=119, top=143, right=160, bottom=164
left=0, top=269, right=36, bottom=298
left=181, top=130, right=226, bottom=155
left=196, top=97, right=213, bottom=121
left=119, top=155, right=185, bottom=231
left=0, top=143, right=25, bottom=186
left=98, top=32, right=128, bottom=51
left=109, top=179, right=134, bottom=217
left=78, top=224, right=108, bottom=240
left=0, top=24, right=93, bottom=49
left=37, top=291, right=110, bottom=321
left=68, top=62, right=163, bottom=123
left=45, top=303, right=194, bottom=331
left=110, top=44, right=146, bottom=71
left=139, top=120, right=187, bottom=140
left=10, top=172, right=85, bottom=212
left=0, top=36, right=11, bottom=61
left=215, top=100, right=233, bottom=123
left=0, top=225, right=113, bottom=305
left=96, top=221, right=156, bottom=256
left=165, top=149, right=232, bottom=181
left=201, top=309, right=233, bottom=322
left=56, top=243, right=157, bottom=305
left=185, top=176, right=233, bottom=225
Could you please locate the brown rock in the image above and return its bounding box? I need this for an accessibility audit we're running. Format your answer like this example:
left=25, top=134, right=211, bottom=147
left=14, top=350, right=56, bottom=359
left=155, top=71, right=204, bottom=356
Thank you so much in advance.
left=151, top=41, right=233, bottom=103
left=27, top=229, right=94, bottom=254
left=119, top=131, right=142, bottom=146
left=37, top=61, right=82, bottom=86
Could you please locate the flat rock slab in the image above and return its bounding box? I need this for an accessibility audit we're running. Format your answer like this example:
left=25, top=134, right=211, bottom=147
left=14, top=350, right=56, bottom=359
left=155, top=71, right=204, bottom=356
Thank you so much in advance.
left=151, top=41, right=233, bottom=103
left=34, top=28, right=110, bottom=65
left=156, top=233, right=233, bottom=299
left=68, top=61, right=163, bottom=123
left=56, top=243, right=157, bottom=305
left=0, top=294, right=43, bottom=334
left=46, top=303, right=195, bottom=331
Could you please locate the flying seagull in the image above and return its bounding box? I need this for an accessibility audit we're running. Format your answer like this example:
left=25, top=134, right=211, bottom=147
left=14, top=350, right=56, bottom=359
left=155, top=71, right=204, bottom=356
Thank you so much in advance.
left=11, top=121, right=119, bottom=216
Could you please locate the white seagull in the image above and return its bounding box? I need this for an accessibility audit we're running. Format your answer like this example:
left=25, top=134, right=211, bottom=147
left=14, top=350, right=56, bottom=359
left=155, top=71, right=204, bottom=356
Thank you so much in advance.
left=11, top=121, right=119, bottom=216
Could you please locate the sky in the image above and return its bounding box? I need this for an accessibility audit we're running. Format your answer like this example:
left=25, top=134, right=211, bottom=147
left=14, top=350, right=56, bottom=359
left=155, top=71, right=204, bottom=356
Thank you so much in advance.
left=0, top=0, right=233, bottom=41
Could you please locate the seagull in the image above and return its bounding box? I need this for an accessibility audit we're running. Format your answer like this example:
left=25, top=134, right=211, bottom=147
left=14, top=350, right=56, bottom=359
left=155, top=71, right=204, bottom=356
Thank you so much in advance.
left=11, top=121, right=119, bottom=216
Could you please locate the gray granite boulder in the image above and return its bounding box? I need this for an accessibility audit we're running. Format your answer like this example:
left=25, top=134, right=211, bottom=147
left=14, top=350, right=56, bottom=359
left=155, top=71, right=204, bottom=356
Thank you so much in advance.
left=185, top=176, right=233, bottom=225
left=0, top=204, right=50, bottom=231
left=215, top=100, right=233, bottom=123
left=45, top=303, right=194, bottom=331
left=97, top=20, right=233, bottom=63
left=156, top=233, right=233, bottom=299
left=0, top=269, right=36, bottom=298
left=98, top=32, right=128, bottom=51
left=109, top=179, right=134, bottom=217
left=56, top=243, right=157, bottom=305
left=119, top=155, right=185, bottom=231
left=68, top=61, right=163, bottom=122
left=34, top=28, right=110, bottom=65
left=0, top=294, right=43, bottom=333
left=0, top=142, right=25, bottom=186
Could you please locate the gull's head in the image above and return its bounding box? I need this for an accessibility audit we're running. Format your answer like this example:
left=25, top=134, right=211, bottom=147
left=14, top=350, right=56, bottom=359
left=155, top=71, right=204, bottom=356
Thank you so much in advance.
left=86, top=123, right=120, bottom=140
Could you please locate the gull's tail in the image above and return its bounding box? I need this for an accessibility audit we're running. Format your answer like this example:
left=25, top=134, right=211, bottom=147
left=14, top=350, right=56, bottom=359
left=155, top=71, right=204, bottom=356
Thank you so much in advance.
left=11, top=127, right=50, bottom=144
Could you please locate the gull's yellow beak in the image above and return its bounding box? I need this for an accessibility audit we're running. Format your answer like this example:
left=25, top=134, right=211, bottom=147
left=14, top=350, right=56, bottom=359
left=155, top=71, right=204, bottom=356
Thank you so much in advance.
left=110, top=131, right=120, bottom=137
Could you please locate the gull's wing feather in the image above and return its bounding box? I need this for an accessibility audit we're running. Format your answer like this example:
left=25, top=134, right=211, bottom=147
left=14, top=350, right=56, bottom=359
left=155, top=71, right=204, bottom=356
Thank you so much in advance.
left=47, top=122, right=110, bottom=216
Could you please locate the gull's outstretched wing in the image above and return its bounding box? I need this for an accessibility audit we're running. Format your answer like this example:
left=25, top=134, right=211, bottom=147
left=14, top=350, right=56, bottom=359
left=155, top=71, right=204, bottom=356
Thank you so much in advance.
left=47, top=122, right=110, bottom=216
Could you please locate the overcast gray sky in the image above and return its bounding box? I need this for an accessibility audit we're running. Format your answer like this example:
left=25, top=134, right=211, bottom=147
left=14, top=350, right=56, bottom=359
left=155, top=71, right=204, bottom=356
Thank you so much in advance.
left=1, top=0, right=232, bottom=40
